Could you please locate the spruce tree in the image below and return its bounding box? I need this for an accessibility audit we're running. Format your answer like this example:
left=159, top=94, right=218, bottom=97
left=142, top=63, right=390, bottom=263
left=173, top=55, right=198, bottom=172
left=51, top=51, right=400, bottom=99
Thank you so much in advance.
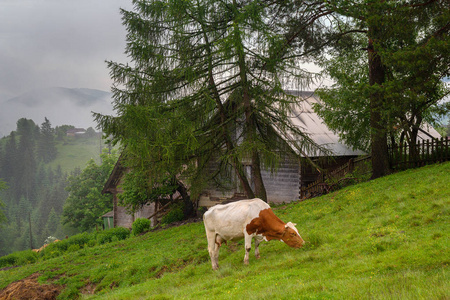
left=95, top=0, right=328, bottom=206
left=37, top=117, right=57, bottom=163
left=0, top=180, right=7, bottom=227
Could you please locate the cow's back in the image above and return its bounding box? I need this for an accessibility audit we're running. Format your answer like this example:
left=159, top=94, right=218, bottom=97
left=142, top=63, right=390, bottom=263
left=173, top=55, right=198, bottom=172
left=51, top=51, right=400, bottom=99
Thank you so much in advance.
left=203, top=198, right=269, bottom=240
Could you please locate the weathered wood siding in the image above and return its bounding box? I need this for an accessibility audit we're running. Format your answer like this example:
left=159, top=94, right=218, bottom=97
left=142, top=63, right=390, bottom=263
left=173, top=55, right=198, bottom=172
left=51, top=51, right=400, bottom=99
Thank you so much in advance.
left=199, top=155, right=301, bottom=206
left=110, top=175, right=157, bottom=229
left=261, top=156, right=300, bottom=204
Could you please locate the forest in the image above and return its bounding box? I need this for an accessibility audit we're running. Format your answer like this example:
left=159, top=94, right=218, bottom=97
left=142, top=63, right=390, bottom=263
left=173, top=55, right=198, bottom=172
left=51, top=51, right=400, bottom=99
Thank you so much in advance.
left=0, top=118, right=116, bottom=256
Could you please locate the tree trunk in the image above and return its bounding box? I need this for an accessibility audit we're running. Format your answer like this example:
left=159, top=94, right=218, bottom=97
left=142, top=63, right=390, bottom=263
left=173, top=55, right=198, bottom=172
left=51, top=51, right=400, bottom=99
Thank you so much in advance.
left=176, top=179, right=195, bottom=219
left=251, top=150, right=267, bottom=201
left=368, top=36, right=390, bottom=179
left=203, top=27, right=255, bottom=199
left=233, top=7, right=267, bottom=200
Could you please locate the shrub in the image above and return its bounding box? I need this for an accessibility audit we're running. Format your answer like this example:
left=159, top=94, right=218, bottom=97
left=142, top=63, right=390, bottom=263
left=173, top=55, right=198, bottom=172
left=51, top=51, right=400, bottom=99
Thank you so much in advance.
left=44, top=232, right=93, bottom=254
left=132, top=218, right=151, bottom=236
left=0, top=250, right=38, bottom=268
left=96, top=227, right=130, bottom=245
left=161, top=205, right=184, bottom=225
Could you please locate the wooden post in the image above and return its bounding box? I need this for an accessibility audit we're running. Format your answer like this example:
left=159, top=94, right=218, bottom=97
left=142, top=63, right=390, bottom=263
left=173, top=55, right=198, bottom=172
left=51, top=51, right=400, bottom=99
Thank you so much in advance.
left=403, top=141, right=407, bottom=169
left=445, top=137, right=449, bottom=161
left=421, top=140, right=425, bottom=167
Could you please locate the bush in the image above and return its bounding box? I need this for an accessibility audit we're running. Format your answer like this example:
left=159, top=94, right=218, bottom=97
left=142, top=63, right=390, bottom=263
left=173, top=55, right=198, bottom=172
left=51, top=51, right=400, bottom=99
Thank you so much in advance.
left=0, top=250, right=38, bottom=268
left=132, top=218, right=151, bottom=236
left=161, top=205, right=185, bottom=225
left=96, top=227, right=130, bottom=245
left=44, top=232, right=93, bottom=254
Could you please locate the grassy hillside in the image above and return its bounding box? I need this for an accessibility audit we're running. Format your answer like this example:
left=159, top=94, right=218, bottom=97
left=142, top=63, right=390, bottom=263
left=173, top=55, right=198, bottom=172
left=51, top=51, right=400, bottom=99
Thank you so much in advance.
left=49, top=136, right=106, bottom=173
left=1, top=163, right=449, bottom=299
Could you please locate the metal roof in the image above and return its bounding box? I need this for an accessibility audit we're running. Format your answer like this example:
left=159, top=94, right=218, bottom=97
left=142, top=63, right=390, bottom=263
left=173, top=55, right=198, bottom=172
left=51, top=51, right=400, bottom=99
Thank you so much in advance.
left=286, top=91, right=366, bottom=157
left=285, top=90, right=442, bottom=157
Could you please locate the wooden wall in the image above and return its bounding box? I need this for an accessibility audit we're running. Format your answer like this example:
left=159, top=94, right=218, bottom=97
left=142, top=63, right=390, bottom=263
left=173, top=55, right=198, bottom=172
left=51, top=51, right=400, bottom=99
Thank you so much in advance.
left=261, top=156, right=300, bottom=204
left=199, top=154, right=301, bottom=206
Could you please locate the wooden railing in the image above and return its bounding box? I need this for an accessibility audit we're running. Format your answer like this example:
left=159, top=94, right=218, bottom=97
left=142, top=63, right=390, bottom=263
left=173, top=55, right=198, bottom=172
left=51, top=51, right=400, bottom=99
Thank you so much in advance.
left=300, top=156, right=371, bottom=199
left=388, top=137, right=450, bottom=170
left=300, top=137, right=450, bottom=200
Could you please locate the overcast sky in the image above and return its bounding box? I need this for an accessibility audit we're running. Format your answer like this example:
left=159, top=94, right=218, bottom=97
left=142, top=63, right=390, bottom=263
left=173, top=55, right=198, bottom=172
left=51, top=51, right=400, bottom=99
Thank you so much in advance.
left=0, top=0, right=133, bottom=99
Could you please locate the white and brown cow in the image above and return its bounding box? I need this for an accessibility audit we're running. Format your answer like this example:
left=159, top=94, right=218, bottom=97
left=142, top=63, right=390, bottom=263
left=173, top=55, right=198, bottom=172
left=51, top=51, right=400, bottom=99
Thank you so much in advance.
left=203, top=198, right=305, bottom=270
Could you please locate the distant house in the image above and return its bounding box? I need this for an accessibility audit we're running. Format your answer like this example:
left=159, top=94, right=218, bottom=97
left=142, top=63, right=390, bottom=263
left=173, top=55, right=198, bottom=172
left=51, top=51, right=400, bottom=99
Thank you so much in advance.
left=66, top=128, right=86, bottom=137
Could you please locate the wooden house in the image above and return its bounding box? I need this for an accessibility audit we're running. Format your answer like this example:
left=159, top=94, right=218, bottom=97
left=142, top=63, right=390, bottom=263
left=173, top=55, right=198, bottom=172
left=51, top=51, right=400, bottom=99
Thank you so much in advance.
left=66, top=128, right=86, bottom=137
left=101, top=90, right=442, bottom=225
left=198, top=91, right=365, bottom=206
left=102, top=157, right=158, bottom=229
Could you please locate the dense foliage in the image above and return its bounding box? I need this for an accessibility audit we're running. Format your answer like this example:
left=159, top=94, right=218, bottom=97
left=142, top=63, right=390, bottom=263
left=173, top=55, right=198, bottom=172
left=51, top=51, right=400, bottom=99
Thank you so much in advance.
left=131, top=218, right=151, bottom=236
left=0, top=118, right=111, bottom=256
left=94, top=0, right=332, bottom=209
left=316, top=0, right=450, bottom=177
left=61, top=150, right=118, bottom=232
left=0, top=180, right=7, bottom=226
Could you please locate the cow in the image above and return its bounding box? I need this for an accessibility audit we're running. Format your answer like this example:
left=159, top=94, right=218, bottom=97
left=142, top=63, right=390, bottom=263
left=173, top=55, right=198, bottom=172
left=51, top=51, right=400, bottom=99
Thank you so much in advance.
left=203, top=198, right=305, bottom=270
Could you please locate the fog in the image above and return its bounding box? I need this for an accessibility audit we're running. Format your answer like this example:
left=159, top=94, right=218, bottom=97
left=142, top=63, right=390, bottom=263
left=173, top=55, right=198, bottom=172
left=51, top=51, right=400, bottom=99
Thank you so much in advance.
left=0, top=0, right=132, bottom=135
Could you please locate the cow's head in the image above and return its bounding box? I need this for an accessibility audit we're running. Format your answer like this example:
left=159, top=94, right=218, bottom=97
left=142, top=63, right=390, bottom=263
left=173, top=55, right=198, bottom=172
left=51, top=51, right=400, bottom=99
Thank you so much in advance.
left=281, top=222, right=305, bottom=248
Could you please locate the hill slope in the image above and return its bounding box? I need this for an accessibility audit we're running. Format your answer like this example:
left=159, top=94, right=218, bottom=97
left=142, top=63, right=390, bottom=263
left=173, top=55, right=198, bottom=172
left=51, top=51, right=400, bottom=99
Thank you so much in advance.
left=1, top=163, right=449, bottom=299
left=50, top=135, right=107, bottom=173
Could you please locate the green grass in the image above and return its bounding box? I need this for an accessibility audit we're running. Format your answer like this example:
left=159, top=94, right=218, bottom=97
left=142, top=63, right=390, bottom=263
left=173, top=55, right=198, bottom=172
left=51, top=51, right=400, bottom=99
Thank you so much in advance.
left=49, top=136, right=105, bottom=173
left=0, top=162, right=449, bottom=299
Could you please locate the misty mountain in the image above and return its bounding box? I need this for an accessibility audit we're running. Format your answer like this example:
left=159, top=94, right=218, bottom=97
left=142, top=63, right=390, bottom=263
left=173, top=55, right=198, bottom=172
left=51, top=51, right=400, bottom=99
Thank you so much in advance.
left=0, top=87, right=115, bottom=137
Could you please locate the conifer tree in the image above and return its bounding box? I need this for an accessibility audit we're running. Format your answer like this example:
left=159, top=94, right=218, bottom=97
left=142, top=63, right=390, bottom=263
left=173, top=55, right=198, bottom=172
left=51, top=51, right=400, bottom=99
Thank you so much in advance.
left=95, top=0, right=328, bottom=207
left=37, top=117, right=57, bottom=163
left=0, top=180, right=7, bottom=227
left=16, top=118, right=38, bottom=202
left=0, top=132, right=18, bottom=187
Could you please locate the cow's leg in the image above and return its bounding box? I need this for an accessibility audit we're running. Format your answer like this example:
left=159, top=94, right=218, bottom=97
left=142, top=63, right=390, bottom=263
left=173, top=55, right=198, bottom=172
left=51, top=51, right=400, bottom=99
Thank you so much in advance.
left=206, top=230, right=220, bottom=270
left=254, top=237, right=261, bottom=259
left=244, top=233, right=253, bottom=265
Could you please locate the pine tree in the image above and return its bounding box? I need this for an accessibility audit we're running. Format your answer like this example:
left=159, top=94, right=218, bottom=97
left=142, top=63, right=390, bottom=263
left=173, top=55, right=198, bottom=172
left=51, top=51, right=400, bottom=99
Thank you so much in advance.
left=40, top=208, right=60, bottom=245
left=16, top=118, right=38, bottom=202
left=95, top=0, right=329, bottom=206
left=0, top=180, right=7, bottom=227
left=37, top=117, right=57, bottom=163
left=1, top=132, right=19, bottom=186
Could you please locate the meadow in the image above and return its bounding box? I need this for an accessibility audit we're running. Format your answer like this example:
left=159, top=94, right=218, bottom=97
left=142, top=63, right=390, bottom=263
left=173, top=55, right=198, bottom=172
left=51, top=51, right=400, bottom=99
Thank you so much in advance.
left=0, top=162, right=448, bottom=299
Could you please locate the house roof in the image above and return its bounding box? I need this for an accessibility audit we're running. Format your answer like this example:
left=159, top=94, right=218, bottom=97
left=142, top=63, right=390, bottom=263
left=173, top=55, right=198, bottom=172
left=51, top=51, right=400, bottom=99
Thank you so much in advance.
left=102, top=153, right=126, bottom=194
left=417, top=123, right=441, bottom=140
left=102, top=211, right=114, bottom=218
left=286, top=90, right=366, bottom=157
left=286, top=90, right=442, bottom=156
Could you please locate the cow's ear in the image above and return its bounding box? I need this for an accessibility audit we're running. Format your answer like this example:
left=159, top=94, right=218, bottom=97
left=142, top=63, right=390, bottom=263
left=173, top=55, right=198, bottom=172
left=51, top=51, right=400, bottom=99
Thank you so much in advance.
left=285, top=222, right=297, bottom=228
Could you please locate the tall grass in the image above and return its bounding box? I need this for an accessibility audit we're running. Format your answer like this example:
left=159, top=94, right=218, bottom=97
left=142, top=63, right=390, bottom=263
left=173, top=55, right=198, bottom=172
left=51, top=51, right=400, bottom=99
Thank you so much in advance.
left=0, top=162, right=448, bottom=299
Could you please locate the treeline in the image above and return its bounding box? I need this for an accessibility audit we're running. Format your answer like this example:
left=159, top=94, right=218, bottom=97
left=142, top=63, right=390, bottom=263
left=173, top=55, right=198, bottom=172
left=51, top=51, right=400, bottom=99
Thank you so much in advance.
left=0, top=118, right=112, bottom=256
